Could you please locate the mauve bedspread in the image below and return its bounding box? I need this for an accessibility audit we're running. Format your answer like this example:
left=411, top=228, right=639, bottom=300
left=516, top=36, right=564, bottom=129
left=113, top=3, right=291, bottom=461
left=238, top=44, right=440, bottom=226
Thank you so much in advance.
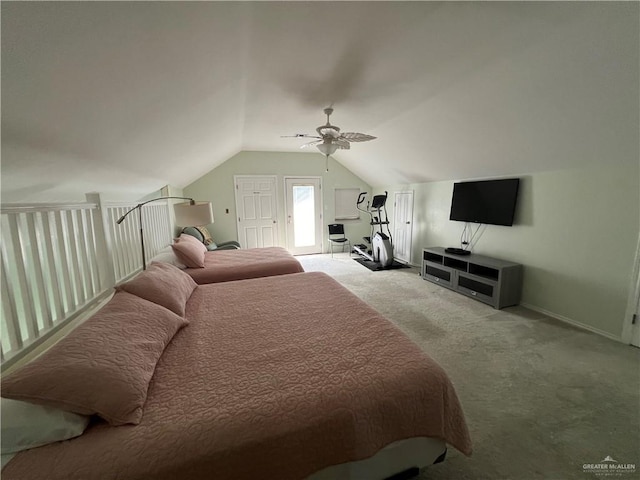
left=3, top=272, right=471, bottom=480
left=185, top=246, right=304, bottom=284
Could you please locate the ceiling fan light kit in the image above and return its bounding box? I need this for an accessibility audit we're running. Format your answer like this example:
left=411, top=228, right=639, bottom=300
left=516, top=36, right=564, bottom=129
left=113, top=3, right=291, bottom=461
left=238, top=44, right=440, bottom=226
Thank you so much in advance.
left=283, top=107, right=376, bottom=171
left=317, top=142, right=339, bottom=156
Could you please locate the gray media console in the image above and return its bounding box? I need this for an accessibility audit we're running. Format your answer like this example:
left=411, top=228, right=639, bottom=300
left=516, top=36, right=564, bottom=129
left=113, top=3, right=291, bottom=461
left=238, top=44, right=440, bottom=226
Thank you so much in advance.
left=422, top=247, right=522, bottom=309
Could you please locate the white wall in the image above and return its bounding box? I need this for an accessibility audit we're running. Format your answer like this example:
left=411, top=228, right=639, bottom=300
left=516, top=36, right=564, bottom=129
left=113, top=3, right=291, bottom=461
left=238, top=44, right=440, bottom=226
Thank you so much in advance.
left=183, top=151, right=371, bottom=251
left=377, top=163, right=639, bottom=339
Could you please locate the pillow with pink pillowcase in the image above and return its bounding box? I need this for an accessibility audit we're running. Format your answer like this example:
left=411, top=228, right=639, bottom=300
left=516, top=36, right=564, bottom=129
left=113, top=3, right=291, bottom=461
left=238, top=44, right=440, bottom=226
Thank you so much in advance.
left=171, top=234, right=207, bottom=268
left=116, top=261, right=197, bottom=316
left=177, top=233, right=205, bottom=246
left=1, top=291, right=189, bottom=426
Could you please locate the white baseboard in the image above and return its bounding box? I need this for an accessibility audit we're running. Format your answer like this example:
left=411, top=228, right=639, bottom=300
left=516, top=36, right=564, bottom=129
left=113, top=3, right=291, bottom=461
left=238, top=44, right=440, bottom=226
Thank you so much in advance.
left=520, top=302, right=623, bottom=343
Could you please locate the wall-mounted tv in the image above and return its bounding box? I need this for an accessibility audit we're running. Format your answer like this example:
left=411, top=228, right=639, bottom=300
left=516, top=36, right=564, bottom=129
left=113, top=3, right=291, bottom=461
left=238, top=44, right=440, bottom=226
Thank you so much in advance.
left=449, top=178, right=520, bottom=226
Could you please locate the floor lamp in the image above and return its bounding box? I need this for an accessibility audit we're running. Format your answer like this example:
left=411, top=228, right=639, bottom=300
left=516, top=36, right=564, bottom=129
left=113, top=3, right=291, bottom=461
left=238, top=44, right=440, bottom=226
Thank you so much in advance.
left=116, top=197, right=214, bottom=270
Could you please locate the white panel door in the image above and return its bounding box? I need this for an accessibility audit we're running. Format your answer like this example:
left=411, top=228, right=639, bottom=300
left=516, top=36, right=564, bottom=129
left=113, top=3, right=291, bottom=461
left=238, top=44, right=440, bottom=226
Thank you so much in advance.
left=393, top=191, right=414, bottom=264
left=234, top=176, right=278, bottom=249
left=284, top=177, right=322, bottom=255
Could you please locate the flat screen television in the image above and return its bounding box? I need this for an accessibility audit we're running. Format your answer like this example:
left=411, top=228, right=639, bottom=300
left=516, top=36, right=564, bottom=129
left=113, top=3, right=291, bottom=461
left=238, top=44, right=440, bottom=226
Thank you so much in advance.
left=449, top=178, right=520, bottom=226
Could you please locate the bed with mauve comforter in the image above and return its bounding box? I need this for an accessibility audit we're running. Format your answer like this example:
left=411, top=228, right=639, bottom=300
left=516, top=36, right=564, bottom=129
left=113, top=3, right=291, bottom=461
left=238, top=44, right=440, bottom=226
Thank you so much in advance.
left=184, top=246, right=304, bottom=284
left=3, top=272, right=471, bottom=480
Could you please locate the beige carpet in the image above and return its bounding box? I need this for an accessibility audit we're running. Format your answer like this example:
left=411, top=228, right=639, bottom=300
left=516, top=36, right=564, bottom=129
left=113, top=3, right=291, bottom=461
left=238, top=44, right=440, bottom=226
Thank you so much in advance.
left=297, top=253, right=640, bottom=480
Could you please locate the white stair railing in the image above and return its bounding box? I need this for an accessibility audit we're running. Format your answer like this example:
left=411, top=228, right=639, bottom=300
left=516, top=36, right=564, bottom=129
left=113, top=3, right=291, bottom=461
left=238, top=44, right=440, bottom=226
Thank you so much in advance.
left=1, top=194, right=173, bottom=367
left=104, top=201, right=172, bottom=282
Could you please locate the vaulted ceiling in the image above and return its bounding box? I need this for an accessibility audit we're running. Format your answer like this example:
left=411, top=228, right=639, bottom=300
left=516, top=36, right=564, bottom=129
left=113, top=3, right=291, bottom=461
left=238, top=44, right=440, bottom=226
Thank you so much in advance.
left=2, top=2, right=638, bottom=203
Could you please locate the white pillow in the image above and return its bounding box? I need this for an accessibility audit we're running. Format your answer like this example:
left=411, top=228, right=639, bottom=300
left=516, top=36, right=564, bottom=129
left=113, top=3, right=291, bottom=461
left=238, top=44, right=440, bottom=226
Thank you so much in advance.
left=150, top=246, right=187, bottom=269
left=1, top=398, right=90, bottom=455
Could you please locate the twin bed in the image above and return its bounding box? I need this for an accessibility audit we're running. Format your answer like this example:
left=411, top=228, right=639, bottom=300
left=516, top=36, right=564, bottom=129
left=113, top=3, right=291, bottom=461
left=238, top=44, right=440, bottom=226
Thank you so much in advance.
left=2, top=247, right=471, bottom=480
left=184, top=246, right=304, bottom=284
left=155, top=239, right=305, bottom=284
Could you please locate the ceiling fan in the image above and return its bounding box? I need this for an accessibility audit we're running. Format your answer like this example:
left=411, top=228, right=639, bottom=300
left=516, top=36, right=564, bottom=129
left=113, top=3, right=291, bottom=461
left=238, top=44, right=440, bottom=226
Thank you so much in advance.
left=283, top=108, right=376, bottom=165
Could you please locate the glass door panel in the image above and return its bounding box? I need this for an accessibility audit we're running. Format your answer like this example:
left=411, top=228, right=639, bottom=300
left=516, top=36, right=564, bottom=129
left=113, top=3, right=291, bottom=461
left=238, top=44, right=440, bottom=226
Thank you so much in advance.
left=293, top=186, right=315, bottom=247
left=285, top=177, right=322, bottom=255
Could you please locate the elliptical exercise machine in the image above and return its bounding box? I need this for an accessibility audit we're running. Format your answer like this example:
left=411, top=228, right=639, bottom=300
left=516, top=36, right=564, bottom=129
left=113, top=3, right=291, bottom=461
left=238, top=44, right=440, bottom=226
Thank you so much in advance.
left=353, top=191, right=394, bottom=268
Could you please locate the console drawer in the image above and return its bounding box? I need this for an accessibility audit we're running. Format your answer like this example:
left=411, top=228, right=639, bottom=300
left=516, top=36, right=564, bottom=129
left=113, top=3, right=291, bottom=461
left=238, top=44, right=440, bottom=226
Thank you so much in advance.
left=456, top=274, right=496, bottom=306
left=424, top=264, right=454, bottom=288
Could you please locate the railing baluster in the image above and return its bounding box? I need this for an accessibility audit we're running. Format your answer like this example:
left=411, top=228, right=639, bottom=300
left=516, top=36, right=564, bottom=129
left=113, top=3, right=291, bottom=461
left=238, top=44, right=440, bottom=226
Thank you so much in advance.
left=62, top=211, right=82, bottom=305
left=74, top=209, right=93, bottom=299
left=148, top=205, right=159, bottom=258
left=157, top=205, right=165, bottom=251
left=53, top=210, right=74, bottom=313
left=1, top=238, right=23, bottom=351
left=26, top=212, right=52, bottom=330
left=116, top=207, right=128, bottom=275
left=8, top=214, right=38, bottom=341
left=110, top=208, right=124, bottom=281
left=125, top=209, right=139, bottom=273
left=41, top=212, right=65, bottom=322
left=119, top=207, right=130, bottom=278
left=161, top=204, right=169, bottom=248
left=33, top=213, right=56, bottom=329
left=145, top=206, right=154, bottom=260
left=83, top=209, right=99, bottom=296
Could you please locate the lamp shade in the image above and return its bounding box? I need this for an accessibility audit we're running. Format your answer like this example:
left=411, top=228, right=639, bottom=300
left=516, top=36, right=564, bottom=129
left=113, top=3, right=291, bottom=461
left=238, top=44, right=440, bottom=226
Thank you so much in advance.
left=317, top=142, right=338, bottom=156
left=174, top=202, right=214, bottom=226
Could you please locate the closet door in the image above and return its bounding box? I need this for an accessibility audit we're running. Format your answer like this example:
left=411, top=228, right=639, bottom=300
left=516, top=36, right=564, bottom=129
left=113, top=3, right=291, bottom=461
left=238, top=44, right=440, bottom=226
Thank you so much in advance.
left=393, top=191, right=414, bottom=264
left=234, top=176, right=278, bottom=249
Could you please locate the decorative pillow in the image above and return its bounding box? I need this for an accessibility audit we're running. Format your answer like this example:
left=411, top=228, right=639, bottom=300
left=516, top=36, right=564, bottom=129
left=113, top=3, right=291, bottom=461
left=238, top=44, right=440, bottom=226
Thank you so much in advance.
left=116, top=261, right=197, bottom=316
left=150, top=246, right=187, bottom=269
left=171, top=236, right=207, bottom=268
left=181, top=227, right=206, bottom=244
left=1, top=292, right=188, bottom=426
left=1, top=398, right=90, bottom=454
left=194, top=226, right=214, bottom=245
left=177, top=232, right=205, bottom=246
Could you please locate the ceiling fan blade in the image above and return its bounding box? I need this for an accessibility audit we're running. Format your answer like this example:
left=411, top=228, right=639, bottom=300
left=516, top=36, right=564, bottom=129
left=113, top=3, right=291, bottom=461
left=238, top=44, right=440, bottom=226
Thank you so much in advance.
left=281, top=134, right=321, bottom=139
left=300, top=140, right=323, bottom=149
left=334, top=139, right=351, bottom=150
left=340, top=132, right=376, bottom=142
